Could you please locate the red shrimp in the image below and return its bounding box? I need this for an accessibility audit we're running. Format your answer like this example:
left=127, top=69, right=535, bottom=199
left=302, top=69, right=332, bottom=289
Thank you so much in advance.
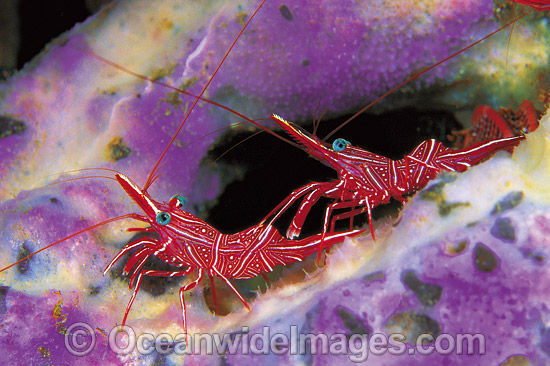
left=246, top=4, right=539, bottom=261
left=509, top=0, right=550, bottom=11
left=0, top=1, right=543, bottom=352
left=105, top=173, right=362, bottom=335
left=0, top=0, right=365, bottom=340
left=262, top=114, right=525, bottom=261
left=0, top=171, right=363, bottom=336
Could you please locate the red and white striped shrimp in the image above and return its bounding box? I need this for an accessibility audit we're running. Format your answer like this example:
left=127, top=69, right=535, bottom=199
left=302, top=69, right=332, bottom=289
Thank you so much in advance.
left=0, top=0, right=364, bottom=344
left=250, top=2, right=546, bottom=260
left=262, top=114, right=524, bottom=263
left=0, top=1, right=546, bottom=362
left=104, top=173, right=362, bottom=335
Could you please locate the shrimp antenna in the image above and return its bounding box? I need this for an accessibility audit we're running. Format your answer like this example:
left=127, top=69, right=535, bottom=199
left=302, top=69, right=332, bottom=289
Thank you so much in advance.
left=40, top=167, right=122, bottom=188
left=154, top=117, right=283, bottom=179
left=0, top=214, right=139, bottom=274
left=144, top=0, right=261, bottom=190
left=44, top=167, right=122, bottom=179
left=313, top=103, right=334, bottom=137
left=187, top=120, right=253, bottom=148
left=9, top=173, right=117, bottom=200
left=42, top=175, right=117, bottom=189
left=467, top=5, right=501, bottom=47
left=82, top=6, right=302, bottom=184
left=86, top=51, right=260, bottom=131
left=88, top=49, right=301, bottom=163
left=88, top=49, right=294, bottom=145
left=311, top=99, right=322, bottom=136
left=136, top=1, right=295, bottom=190
left=212, top=130, right=265, bottom=164
left=322, top=10, right=532, bottom=142
left=207, top=116, right=276, bottom=164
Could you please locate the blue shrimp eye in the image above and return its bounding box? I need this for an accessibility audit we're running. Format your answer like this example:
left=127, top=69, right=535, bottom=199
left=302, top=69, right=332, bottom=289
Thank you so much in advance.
left=156, top=212, right=171, bottom=225
left=169, top=195, right=187, bottom=208
left=332, top=138, right=350, bottom=152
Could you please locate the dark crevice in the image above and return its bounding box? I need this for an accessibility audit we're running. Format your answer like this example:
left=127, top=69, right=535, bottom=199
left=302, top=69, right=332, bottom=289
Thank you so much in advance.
left=0, top=116, right=26, bottom=138
left=17, top=1, right=94, bottom=69
left=205, top=107, right=462, bottom=236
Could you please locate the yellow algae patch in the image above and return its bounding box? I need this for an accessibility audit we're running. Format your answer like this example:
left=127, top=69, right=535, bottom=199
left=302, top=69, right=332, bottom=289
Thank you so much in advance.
left=513, top=109, right=550, bottom=201
left=38, top=346, right=50, bottom=358
left=89, top=0, right=227, bottom=94
left=104, top=136, right=131, bottom=162
left=462, top=20, right=549, bottom=105
left=52, top=298, right=69, bottom=334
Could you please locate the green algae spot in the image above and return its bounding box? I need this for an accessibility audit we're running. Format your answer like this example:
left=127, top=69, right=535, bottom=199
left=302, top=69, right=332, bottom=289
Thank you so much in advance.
left=279, top=4, right=293, bottom=21
left=336, top=307, right=371, bottom=338
left=101, top=89, right=118, bottom=96
left=52, top=298, right=68, bottom=334
left=383, top=311, right=441, bottom=344
left=0, top=115, right=27, bottom=139
left=498, top=354, right=532, bottom=366
left=160, top=77, right=199, bottom=108
left=439, top=201, right=470, bottom=216
left=446, top=239, right=468, bottom=256
left=525, top=251, right=545, bottom=264
left=16, top=242, right=32, bottom=274
left=52, top=300, right=63, bottom=319
left=149, top=62, right=177, bottom=82
left=363, top=270, right=384, bottom=284
left=491, top=191, right=524, bottom=215
left=490, top=217, right=516, bottom=243
left=180, top=77, right=198, bottom=90
left=401, top=270, right=442, bottom=307
left=419, top=179, right=470, bottom=217
left=106, top=136, right=131, bottom=162
left=236, top=11, right=248, bottom=26
left=159, top=18, right=174, bottom=31
left=420, top=181, right=446, bottom=201
left=474, top=243, right=499, bottom=273
left=89, top=285, right=101, bottom=296
left=163, top=91, right=183, bottom=108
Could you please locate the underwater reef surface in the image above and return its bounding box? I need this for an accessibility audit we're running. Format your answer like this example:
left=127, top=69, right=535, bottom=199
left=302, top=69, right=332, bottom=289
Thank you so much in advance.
left=0, top=0, right=548, bottom=365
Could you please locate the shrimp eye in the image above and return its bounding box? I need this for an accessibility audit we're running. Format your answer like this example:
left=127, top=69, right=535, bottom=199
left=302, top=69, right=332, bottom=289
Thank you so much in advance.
left=156, top=212, right=171, bottom=225
left=333, top=138, right=350, bottom=152
left=169, top=195, right=187, bottom=208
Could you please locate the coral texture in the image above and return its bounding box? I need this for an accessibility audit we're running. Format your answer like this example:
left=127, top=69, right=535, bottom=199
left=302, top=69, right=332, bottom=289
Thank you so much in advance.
left=0, top=0, right=548, bottom=365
